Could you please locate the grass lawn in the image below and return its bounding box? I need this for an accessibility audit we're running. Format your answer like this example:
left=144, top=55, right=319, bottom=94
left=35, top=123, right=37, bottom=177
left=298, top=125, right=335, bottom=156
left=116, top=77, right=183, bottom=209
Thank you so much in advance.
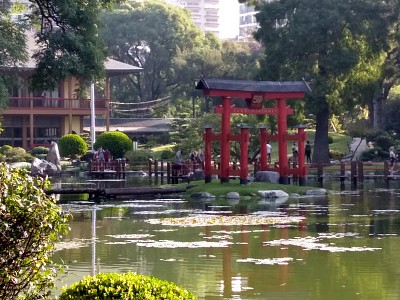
left=149, top=130, right=351, bottom=162
left=256, top=130, right=351, bottom=163
left=166, top=180, right=317, bottom=197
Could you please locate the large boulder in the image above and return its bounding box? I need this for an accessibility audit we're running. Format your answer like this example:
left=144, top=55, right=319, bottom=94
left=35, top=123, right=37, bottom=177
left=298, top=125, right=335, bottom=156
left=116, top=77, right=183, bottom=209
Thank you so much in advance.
left=254, top=171, right=280, bottom=183
left=258, top=190, right=289, bottom=198
left=31, top=158, right=60, bottom=177
left=46, top=141, right=61, bottom=171
left=226, top=192, right=240, bottom=199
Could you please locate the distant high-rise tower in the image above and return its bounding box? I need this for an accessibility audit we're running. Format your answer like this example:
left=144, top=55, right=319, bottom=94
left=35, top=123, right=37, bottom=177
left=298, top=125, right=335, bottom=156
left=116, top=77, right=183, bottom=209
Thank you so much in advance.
left=238, top=3, right=258, bottom=41
left=9, top=0, right=31, bottom=22
left=166, top=0, right=239, bottom=39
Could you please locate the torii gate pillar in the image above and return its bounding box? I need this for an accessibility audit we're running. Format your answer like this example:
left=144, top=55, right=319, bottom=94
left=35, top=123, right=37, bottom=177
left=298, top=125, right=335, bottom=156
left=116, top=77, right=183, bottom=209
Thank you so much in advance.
left=220, top=97, right=231, bottom=183
left=277, top=98, right=289, bottom=184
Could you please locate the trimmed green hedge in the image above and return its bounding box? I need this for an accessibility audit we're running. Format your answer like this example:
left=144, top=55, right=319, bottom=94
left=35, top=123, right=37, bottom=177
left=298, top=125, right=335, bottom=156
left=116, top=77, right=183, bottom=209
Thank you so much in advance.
left=30, top=146, right=49, bottom=155
left=59, top=272, right=198, bottom=300
left=58, top=134, right=88, bottom=158
left=94, top=131, right=133, bottom=159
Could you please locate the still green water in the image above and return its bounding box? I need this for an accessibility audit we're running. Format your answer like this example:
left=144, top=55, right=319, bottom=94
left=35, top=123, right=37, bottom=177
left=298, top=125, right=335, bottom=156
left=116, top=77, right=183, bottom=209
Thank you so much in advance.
left=53, top=179, right=400, bottom=300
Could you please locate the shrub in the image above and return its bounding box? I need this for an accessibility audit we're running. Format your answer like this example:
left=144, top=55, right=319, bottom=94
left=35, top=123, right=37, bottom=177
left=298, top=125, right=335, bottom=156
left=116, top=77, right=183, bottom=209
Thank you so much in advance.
left=30, top=146, right=49, bottom=156
left=94, top=131, right=133, bottom=159
left=23, top=153, right=35, bottom=163
left=58, top=134, right=88, bottom=158
left=124, top=149, right=153, bottom=166
left=328, top=135, right=334, bottom=144
left=59, top=272, right=198, bottom=300
left=0, top=144, right=12, bottom=154
left=359, top=147, right=389, bottom=162
left=0, top=163, right=69, bottom=299
left=1, top=147, right=30, bottom=163
left=329, top=149, right=345, bottom=159
left=374, top=135, right=394, bottom=151
left=160, top=149, right=175, bottom=160
left=365, top=130, right=391, bottom=143
left=34, top=153, right=47, bottom=160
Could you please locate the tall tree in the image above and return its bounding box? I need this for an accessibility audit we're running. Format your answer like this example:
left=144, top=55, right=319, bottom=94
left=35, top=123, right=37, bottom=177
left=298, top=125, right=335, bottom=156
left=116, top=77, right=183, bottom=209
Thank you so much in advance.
left=0, top=1, right=27, bottom=109
left=28, top=0, right=125, bottom=92
left=369, top=1, right=400, bottom=130
left=1, top=0, right=124, bottom=94
left=252, top=0, right=391, bottom=163
left=100, top=0, right=206, bottom=110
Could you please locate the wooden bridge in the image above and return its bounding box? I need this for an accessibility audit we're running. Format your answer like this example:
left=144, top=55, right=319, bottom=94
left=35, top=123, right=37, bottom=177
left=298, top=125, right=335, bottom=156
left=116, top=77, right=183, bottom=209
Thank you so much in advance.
left=45, top=186, right=187, bottom=202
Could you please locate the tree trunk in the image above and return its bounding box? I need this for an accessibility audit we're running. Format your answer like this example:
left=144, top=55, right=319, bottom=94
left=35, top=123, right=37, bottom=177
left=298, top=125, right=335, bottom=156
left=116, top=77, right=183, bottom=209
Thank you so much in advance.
left=373, top=80, right=394, bottom=131
left=373, top=95, right=383, bottom=131
left=312, top=106, right=331, bottom=164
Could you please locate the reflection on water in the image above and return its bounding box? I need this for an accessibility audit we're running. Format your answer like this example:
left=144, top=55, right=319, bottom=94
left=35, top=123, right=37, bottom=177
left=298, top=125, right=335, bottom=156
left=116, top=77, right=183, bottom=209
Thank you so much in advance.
left=53, top=178, right=400, bottom=299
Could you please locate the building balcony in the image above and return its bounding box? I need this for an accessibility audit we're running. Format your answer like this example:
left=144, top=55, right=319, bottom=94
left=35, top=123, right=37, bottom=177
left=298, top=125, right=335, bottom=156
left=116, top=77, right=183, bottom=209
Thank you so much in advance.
left=4, top=97, right=109, bottom=116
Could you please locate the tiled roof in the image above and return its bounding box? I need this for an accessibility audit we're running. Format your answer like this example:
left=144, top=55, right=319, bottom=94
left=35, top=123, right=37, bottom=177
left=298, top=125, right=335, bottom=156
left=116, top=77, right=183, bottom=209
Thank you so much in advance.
left=83, top=118, right=173, bottom=134
left=196, top=78, right=311, bottom=93
left=0, top=30, right=142, bottom=75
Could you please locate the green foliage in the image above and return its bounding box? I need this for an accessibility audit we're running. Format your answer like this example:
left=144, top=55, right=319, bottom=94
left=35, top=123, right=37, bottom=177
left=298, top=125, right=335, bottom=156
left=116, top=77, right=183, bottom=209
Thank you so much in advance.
left=329, top=149, right=345, bottom=160
left=160, top=149, right=175, bottom=160
left=169, top=114, right=192, bottom=145
left=0, top=10, right=27, bottom=107
left=101, top=2, right=261, bottom=118
left=30, top=146, right=49, bottom=155
left=58, top=134, right=88, bottom=158
left=94, top=131, right=133, bottom=158
left=101, top=0, right=205, bottom=110
left=359, top=147, right=389, bottom=162
left=0, top=146, right=33, bottom=163
left=124, top=149, right=153, bottom=166
left=364, top=130, right=395, bottom=151
left=383, top=98, right=400, bottom=135
left=0, top=144, right=12, bottom=154
left=375, top=135, right=394, bottom=151
left=345, top=119, right=373, bottom=138
left=28, top=0, right=125, bottom=92
left=59, top=272, right=198, bottom=300
left=0, top=163, right=69, bottom=299
left=365, top=130, right=390, bottom=143
left=328, top=136, right=334, bottom=144
left=253, top=0, right=391, bottom=163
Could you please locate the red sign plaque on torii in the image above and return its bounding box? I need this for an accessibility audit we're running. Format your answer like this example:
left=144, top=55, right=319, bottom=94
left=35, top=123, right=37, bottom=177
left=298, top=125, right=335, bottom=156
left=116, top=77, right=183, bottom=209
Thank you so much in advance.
left=195, top=78, right=311, bottom=185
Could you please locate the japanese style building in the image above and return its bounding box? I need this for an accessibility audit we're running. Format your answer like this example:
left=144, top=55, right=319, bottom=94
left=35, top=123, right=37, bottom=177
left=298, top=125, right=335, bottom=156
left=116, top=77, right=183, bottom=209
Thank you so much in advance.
left=0, top=30, right=141, bottom=149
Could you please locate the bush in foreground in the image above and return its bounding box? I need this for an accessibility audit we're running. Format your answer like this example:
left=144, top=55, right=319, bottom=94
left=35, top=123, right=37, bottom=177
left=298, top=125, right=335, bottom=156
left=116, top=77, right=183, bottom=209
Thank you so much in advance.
left=59, top=272, right=198, bottom=300
left=0, top=163, right=69, bottom=299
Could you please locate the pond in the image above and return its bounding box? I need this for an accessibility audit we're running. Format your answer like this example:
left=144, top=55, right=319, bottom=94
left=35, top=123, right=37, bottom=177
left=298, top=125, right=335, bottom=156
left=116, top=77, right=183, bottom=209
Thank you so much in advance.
left=52, top=177, right=400, bottom=299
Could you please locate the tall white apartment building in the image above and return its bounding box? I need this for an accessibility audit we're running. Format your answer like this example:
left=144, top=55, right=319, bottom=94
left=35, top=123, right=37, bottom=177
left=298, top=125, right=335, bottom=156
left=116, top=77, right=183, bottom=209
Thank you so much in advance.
left=238, top=3, right=258, bottom=41
left=166, top=0, right=239, bottom=39
left=9, top=0, right=31, bottom=22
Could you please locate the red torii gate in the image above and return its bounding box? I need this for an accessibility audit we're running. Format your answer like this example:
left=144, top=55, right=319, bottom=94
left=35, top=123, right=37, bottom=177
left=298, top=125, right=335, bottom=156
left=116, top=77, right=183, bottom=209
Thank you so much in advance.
left=195, top=78, right=310, bottom=185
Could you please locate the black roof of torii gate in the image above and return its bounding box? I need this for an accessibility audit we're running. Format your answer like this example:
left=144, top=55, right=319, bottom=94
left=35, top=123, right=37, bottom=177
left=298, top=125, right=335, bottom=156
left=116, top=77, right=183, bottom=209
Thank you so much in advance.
left=195, top=78, right=311, bottom=99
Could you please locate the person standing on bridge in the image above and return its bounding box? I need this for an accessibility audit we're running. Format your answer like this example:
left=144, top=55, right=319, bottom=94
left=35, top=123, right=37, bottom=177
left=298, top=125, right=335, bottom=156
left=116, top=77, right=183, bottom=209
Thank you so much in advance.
left=389, top=146, right=397, bottom=172
left=266, top=141, right=272, bottom=164
left=292, top=142, right=299, bottom=162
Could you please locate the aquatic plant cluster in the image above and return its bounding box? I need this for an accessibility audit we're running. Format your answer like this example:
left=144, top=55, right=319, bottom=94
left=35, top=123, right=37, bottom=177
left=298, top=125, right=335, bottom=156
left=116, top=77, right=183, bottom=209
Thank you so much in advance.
left=146, top=214, right=304, bottom=227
